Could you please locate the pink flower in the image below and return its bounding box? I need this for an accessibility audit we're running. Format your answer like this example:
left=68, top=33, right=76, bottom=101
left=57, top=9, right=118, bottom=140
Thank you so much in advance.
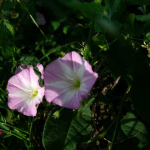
left=7, top=65, right=45, bottom=116
left=44, top=51, right=98, bottom=109
left=0, top=130, right=4, bottom=135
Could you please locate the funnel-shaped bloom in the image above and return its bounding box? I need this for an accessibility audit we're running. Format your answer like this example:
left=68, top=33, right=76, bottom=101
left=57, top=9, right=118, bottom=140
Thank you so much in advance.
left=7, top=65, right=45, bottom=116
left=44, top=51, right=98, bottom=109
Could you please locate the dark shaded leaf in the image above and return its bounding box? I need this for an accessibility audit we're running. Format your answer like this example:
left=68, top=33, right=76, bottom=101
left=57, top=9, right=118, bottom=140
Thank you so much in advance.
left=42, top=99, right=94, bottom=150
left=20, top=55, right=39, bottom=65
left=123, top=0, right=150, bottom=5
left=121, top=112, right=150, bottom=146
left=136, top=13, right=150, bottom=22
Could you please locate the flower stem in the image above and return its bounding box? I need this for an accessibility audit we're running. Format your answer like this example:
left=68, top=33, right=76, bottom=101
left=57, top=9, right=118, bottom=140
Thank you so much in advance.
left=110, top=85, right=131, bottom=150
left=18, top=0, right=47, bottom=39
left=29, top=117, right=34, bottom=148
left=81, top=118, right=116, bottom=145
left=84, top=18, right=94, bottom=60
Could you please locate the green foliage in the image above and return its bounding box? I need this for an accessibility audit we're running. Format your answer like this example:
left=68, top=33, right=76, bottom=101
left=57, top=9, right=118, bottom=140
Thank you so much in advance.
left=109, top=0, right=121, bottom=16
left=20, top=55, right=39, bottom=65
left=3, top=19, right=15, bottom=36
left=0, top=19, right=15, bottom=58
left=136, top=13, right=150, bottom=22
left=50, top=21, right=61, bottom=32
left=43, top=99, right=93, bottom=150
left=73, top=2, right=104, bottom=19
left=121, top=112, right=150, bottom=148
left=123, top=13, right=135, bottom=36
left=1, top=0, right=150, bottom=149
left=94, top=0, right=102, bottom=3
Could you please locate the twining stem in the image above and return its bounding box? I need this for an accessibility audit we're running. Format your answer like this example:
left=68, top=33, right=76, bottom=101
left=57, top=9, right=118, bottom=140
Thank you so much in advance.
left=18, top=0, right=47, bottom=39
left=29, top=105, right=39, bottom=147
left=0, top=142, right=6, bottom=149
left=110, top=85, right=131, bottom=150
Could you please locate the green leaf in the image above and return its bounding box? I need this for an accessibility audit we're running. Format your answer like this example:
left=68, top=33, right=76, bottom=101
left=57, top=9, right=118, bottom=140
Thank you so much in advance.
left=52, top=21, right=60, bottom=31
left=63, top=26, right=70, bottom=34
left=3, top=19, right=15, bottom=36
left=94, top=0, right=102, bottom=3
left=73, top=2, right=104, bottom=19
left=109, top=0, right=121, bottom=16
left=136, top=13, right=150, bottom=22
left=3, top=2, right=16, bottom=16
left=121, top=112, right=150, bottom=147
left=0, top=20, right=15, bottom=58
left=0, top=113, right=9, bottom=131
left=123, top=13, right=135, bottom=37
left=42, top=99, right=94, bottom=150
left=145, top=32, right=150, bottom=42
left=20, top=55, right=39, bottom=65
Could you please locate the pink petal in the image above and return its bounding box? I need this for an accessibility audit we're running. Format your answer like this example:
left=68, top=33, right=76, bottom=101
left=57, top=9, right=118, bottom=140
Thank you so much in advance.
left=44, top=51, right=98, bottom=109
left=15, top=64, right=27, bottom=74
left=36, top=64, right=44, bottom=80
left=20, top=102, right=37, bottom=116
left=7, top=66, right=45, bottom=116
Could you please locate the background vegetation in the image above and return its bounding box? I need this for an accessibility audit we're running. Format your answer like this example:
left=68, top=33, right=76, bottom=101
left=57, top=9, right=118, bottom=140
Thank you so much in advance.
left=1, top=0, right=150, bottom=149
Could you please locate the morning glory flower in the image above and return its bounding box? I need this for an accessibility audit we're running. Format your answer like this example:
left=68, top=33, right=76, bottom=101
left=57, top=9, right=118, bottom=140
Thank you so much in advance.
left=44, top=51, right=98, bottom=109
left=7, top=65, right=45, bottom=116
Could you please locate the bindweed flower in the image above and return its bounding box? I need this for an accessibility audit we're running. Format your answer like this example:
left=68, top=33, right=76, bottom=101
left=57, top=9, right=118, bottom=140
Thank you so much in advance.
left=44, top=51, right=98, bottom=109
left=7, top=65, right=45, bottom=116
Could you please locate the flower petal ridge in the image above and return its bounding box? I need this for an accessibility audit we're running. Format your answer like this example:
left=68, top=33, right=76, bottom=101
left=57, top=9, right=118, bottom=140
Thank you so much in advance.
left=44, top=51, right=98, bottom=109
left=7, top=65, right=45, bottom=116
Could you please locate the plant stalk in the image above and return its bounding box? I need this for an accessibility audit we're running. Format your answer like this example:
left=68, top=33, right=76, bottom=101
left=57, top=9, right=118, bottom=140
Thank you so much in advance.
left=110, top=85, right=131, bottom=150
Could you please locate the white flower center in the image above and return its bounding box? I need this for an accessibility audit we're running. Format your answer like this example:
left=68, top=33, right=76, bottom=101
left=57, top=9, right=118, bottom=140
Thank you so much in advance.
left=65, top=75, right=81, bottom=89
